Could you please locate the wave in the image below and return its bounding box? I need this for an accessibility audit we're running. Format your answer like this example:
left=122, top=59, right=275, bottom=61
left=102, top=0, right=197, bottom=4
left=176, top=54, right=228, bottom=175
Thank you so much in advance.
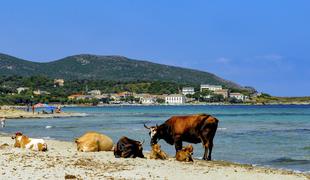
left=268, top=157, right=310, bottom=165
left=41, top=136, right=54, bottom=140
left=45, top=125, right=53, bottom=129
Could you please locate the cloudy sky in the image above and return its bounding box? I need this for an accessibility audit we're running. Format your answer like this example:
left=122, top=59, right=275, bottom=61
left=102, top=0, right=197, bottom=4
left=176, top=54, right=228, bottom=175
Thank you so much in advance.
left=0, top=0, right=309, bottom=96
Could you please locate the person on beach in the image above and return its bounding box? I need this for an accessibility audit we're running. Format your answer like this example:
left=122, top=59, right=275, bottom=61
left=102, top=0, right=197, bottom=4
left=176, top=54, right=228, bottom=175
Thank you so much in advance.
left=32, top=105, right=35, bottom=114
left=0, top=117, right=5, bottom=128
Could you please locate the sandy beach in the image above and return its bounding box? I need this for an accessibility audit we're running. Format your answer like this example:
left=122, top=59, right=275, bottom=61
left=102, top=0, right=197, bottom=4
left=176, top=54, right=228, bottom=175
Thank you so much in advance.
left=0, top=109, right=86, bottom=119
left=0, top=136, right=308, bottom=180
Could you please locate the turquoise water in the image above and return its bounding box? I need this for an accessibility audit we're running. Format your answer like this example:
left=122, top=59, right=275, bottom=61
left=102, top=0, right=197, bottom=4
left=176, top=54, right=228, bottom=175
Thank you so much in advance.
left=1, top=105, right=310, bottom=172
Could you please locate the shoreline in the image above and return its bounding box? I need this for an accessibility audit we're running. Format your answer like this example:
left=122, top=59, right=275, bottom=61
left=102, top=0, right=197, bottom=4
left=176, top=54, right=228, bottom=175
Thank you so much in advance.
left=2, top=102, right=310, bottom=109
left=0, top=135, right=308, bottom=179
left=0, top=109, right=87, bottom=119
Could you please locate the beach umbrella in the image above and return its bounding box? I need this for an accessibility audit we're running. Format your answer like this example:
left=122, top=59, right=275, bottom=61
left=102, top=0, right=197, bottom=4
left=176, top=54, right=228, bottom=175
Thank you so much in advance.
left=34, top=103, right=49, bottom=108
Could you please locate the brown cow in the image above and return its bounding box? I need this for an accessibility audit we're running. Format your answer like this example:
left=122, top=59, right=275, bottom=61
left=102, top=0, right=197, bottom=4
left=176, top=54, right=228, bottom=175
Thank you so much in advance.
left=176, top=144, right=194, bottom=162
left=114, top=136, right=144, bottom=158
left=75, top=132, right=113, bottom=152
left=144, top=114, right=218, bottom=160
left=149, top=143, right=168, bottom=160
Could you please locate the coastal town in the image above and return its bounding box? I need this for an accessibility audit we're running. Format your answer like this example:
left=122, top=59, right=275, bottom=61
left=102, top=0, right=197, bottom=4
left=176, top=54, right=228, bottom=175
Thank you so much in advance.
left=2, top=78, right=262, bottom=106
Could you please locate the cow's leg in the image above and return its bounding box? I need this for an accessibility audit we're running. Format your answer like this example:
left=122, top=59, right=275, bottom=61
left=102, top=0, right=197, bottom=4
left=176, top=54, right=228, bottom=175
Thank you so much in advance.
left=202, top=140, right=209, bottom=160
left=175, top=140, right=182, bottom=152
left=200, top=131, right=211, bottom=160
left=174, top=136, right=183, bottom=155
left=202, top=128, right=217, bottom=160
left=207, top=140, right=213, bottom=160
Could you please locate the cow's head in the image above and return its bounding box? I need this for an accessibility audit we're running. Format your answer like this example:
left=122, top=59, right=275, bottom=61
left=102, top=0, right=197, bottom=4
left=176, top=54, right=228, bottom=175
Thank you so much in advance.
left=12, top=132, right=23, bottom=148
left=11, top=132, right=23, bottom=139
left=183, top=144, right=194, bottom=156
left=137, top=140, right=144, bottom=158
left=144, top=124, right=159, bottom=145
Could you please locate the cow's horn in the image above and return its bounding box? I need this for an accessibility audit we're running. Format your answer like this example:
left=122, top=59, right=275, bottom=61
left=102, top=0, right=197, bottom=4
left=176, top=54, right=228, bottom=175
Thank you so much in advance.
left=140, top=140, right=145, bottom=145
left=143, top=124, right=150, bottom=129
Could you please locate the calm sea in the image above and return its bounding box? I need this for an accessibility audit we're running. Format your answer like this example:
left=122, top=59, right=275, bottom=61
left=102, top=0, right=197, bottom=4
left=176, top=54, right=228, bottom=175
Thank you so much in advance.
left=1, top=105, right=310, bottom=172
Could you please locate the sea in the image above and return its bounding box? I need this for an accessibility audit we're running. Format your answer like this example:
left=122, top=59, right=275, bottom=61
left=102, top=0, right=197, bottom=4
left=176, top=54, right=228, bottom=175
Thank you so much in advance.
left=1, top=105, right=310, bottom=172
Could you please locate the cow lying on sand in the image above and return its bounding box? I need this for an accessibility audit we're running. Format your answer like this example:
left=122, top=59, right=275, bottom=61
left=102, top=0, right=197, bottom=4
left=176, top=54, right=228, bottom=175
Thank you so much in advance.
left=114, top=136, right=144, bottom=158
left=75, top=132, right=113, bottom=152
left=149, top=144, right=168, bottom=160
left=144, top=114, right=218, bottom=160
left=11, top=132, right=47, bottom=151
left=176, top=144, right=194, bottom=162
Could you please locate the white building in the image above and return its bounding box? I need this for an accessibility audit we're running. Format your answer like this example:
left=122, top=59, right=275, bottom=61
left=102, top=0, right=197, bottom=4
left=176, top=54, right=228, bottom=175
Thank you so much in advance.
left=182, top=87, right=195, bottom=95
left=54, top=79, right=64, bottom=87
left=230, top=93, right=245, bottom=101
left=200, top=84, right=222, bottom=92
left=16, top=87, right=29, bottom=94
left=141, top=97, right=156, bottom=104
left=33, top=90, right=50, bottom=95
left=165, top=94, right=186, bottom=104
left=88, top=90, right=101, bottom=96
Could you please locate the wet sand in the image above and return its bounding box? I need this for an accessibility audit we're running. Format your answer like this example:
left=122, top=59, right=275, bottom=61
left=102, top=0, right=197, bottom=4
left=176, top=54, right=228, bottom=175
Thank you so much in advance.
left=0, top=136, right=308, bottom=180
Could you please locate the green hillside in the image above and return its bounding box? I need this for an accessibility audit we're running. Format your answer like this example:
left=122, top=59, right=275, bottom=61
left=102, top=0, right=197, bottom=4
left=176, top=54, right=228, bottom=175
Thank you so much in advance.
left=0, top=53, right=243, bottom=89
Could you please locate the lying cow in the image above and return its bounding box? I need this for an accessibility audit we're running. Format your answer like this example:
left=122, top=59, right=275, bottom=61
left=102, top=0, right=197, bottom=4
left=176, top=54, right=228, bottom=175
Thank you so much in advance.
left=176, top=144, right=194, bottom=162
left=144, top=114, right=218, bottom=160
left=114, top=136, right=144, bottom=158
left=11, top=132, right=47, bottom=151
left=75, top=132, right=113, bottom=152
left=149, top=143, right=168, bottom=160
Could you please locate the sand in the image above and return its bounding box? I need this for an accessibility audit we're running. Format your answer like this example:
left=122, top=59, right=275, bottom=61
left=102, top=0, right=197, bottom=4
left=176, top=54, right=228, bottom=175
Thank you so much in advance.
left=0, top=109, right=86, bottom=119
left=0, top=136, right=308, bottom=180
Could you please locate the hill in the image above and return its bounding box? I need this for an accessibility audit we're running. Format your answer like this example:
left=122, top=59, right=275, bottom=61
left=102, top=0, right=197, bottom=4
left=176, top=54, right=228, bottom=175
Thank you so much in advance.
left=0, top=53, right=243, bottom=89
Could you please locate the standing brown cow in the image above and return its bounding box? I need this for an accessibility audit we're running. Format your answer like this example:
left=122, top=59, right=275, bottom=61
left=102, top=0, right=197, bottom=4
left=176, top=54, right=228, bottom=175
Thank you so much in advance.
left=144, top=114, right=218, bottom=160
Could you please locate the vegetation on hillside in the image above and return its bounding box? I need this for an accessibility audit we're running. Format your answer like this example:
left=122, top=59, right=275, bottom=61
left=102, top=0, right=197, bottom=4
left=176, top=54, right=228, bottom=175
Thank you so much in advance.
left=0, top=53, right=243, bottom=89
left=0, top=75, right=192, bottom=105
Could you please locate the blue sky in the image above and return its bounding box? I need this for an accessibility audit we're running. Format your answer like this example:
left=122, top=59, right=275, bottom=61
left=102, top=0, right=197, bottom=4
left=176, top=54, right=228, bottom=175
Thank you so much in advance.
left=0, top=0, right=309, bottom=96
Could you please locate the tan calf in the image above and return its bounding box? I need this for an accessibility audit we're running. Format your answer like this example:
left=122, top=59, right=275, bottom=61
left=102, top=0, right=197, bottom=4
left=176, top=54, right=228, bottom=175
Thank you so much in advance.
left=149, top=144, right=168, bottom=160
left=176, top=144, right=194, bottom=162
left=75, top=132, right=113, bottom=152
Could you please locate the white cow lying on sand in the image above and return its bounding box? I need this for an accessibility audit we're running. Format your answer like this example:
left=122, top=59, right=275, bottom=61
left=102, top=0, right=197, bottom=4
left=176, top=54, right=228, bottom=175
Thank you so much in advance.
left=11, top=132, right=48, bottom=151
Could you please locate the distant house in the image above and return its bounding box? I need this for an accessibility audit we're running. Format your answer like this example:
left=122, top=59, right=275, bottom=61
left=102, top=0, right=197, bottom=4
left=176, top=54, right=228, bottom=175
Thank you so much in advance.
left=182, top=87, right=195, bottom=95
left=117, top=91, right=133, bottom=98
left=33, top=90, right=50, bottom=96
left=16, top=87, right=29, bottom=94
left=230, top=93, right=245, bottom=101
left=54, top=79, right=65, bottom=87
left=214, top=89, right=229, bottom=99
left=88, top=90, right=101, bottom=96
left=78, top=95, right=96, bottom=100
left=68, top=94, right=83, bottom=100
left=165, top=94, right=186, bottom=104
left=200, top=84, right=222, bottom=92
left=141, top=97, right=156, bottom=104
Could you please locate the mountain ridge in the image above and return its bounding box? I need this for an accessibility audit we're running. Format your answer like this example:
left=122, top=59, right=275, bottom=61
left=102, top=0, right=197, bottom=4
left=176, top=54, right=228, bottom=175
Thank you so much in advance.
left=0, top=53, right=244, bottom=90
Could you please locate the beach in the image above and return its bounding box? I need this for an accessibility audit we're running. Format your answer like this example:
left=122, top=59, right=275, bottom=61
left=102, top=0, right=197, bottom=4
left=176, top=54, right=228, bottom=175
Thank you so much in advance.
left=0, top=136, right=308, bottom=180
left=0, top=108, right=86, bottom=119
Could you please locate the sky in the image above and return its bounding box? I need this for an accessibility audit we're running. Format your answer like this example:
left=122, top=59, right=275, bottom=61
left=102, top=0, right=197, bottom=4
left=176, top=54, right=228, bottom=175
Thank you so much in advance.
left=0, top=0, right=309, bottom=96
